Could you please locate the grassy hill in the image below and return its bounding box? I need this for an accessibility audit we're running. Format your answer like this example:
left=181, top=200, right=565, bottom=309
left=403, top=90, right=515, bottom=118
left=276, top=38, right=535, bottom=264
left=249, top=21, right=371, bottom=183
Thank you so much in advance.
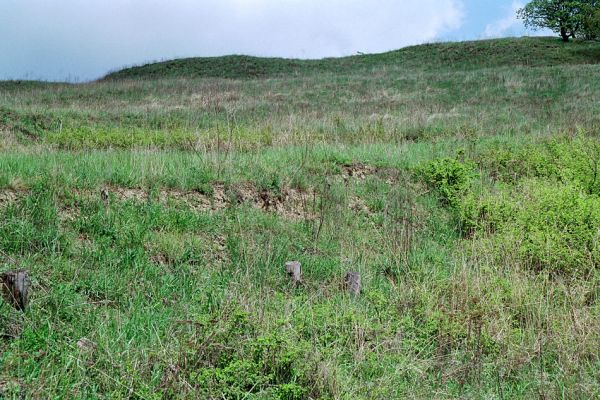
left=1, top=37, right=600, bottom=398
left=103, top=37, right=600, bottom=80
left=2, top=37, right=600, bottom=151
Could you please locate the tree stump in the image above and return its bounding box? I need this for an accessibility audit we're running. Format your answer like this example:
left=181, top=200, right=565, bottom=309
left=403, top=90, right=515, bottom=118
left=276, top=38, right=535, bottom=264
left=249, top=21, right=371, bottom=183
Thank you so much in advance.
left=100, top=188, right=110, bottom=205
left=1, top=270, right=30, bottom=311
left=285, top=261, right=302, bottom=286
left=344, top=271, right=361, bottom=296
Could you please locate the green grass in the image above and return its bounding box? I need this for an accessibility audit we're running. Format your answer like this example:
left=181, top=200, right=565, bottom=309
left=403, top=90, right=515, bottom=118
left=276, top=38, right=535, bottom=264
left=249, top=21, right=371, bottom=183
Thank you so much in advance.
left=1, top=37, right=600, bottom=151
left=1, top=37, right=599, bottom=399
left=103, top=37, right=600, bottom=80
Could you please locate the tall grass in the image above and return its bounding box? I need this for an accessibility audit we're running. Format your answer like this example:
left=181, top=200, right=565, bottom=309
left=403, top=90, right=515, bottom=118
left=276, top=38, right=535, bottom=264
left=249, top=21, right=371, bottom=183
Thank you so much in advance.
left=1, top=37, right=599, bottom=398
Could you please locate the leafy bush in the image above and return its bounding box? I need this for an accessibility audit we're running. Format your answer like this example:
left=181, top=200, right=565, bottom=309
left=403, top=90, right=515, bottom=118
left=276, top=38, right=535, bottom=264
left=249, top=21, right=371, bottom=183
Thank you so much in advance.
left=498, top=182, right=600, bottom=274
left=475, top=135, right=600, bottom=195
left=190, top=333, right=309, bottom=399
left=461, top=180, right=600, bottom=274
left=274, top=383, right=307, bottom=400
left=455, top=192, right=512, bottom=237
left=186, top=307, right=313, bottom=399
left=418, top=157, right=476, bottom=207
left=192, top=360, right=271, bottom=399
left=431, top=138, right=600, bottom=274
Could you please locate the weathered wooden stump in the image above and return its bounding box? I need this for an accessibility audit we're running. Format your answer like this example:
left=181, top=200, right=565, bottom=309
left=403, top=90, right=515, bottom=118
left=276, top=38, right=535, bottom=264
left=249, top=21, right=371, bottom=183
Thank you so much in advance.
left=100, top=188, right=110, bottom=204
left=285, top=261, right=302, bottom=286
left=1, top=270, right=30, bottom=311
left=344, top=271, right=361, bottom=296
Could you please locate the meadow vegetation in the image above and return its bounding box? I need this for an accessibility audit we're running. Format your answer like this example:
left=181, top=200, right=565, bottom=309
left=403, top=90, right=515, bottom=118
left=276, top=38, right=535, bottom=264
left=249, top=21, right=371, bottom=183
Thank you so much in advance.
left=1, top=37, right=600, bottom=398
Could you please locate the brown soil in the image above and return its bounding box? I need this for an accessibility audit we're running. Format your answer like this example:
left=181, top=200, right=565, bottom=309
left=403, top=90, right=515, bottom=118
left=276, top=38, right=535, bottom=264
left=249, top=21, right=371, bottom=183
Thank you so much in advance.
left=341, top=163, right=400, bottom=184
left=79, top=182, right=317, bottom=222
left=0, top=189, right=23, bottom=207
left=348, top=196, right=372, bottom=215
left=1, top=162, right=398, bottom=221
left=341, top=163, right=378, bottom=181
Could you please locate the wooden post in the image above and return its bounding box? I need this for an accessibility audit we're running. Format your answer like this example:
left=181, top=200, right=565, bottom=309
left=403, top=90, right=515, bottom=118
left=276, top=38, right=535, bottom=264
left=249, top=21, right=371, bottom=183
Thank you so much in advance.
left=1, top=270, right=30, bottom=311
left=101, top=188, right=110, bottom=205
left=285, top=261, right=302, bottom=286
left=344, top=271, right=361, bottom=296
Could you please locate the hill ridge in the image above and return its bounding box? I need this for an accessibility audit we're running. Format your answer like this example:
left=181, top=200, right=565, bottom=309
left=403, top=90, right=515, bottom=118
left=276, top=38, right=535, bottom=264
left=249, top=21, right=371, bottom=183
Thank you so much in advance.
left=103, top=37, right=600, bottom=81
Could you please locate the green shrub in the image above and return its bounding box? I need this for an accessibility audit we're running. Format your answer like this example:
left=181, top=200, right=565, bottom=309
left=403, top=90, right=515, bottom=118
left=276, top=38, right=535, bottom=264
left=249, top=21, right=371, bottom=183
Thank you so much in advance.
left=502, top=182, right=600, bottom=274
left=190, top=335, right=309, bottom=399
left=462, top=180, right=600, bottom=274
left=192, top=360, right=271, bottom=399
left=274, top=383, right=307, bottom=400
left=451, top=137, right=600, bottom=274
left=475, top=145, right=551, bottom=183
left=552, top=137, right=600, bottom=195
left=418, top=157, right=476, bottom=207
left=456, top=192, right=511, bottom=237
left=475, top=135, right=600, bottom=195
left=187, top=308, right=311, bottom=399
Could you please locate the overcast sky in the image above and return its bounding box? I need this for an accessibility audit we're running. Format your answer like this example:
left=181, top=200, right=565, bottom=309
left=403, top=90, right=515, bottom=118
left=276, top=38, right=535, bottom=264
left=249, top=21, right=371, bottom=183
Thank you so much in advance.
left=0, top=0, right=548, bottom=82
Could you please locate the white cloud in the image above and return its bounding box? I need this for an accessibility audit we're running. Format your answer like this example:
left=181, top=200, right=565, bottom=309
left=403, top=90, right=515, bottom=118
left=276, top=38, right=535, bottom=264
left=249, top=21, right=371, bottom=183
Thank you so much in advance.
left=484, top=1, right=524, bottom=38
left=483, top=1, right=551, bottom=38
left=0, top=0, right=465, bottom=81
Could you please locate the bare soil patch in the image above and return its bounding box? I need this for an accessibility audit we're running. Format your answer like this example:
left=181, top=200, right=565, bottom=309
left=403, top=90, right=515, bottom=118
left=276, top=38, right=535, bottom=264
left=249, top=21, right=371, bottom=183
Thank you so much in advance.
left=340, top=163, right=401, bottom=184
left=0, top=189, right=24, bottom=207
left=69, top=183, right=318, bottom=222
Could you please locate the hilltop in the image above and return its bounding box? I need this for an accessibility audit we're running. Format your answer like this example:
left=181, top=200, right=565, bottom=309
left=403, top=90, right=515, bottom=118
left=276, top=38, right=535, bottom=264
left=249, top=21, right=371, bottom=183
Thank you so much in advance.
left=103, top=36, right=600, bottom=80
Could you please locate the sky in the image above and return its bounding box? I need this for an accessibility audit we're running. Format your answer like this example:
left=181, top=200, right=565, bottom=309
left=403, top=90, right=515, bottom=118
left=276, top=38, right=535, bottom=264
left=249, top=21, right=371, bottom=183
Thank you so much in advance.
left=0, top=0, right=551, bottom=82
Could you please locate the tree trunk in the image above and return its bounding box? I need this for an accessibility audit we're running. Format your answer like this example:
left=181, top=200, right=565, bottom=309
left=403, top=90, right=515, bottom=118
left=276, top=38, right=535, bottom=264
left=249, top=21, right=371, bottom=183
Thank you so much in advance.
left=560, top=27, right=570, bottom=42
left=1, top=270, right=30, bottom=311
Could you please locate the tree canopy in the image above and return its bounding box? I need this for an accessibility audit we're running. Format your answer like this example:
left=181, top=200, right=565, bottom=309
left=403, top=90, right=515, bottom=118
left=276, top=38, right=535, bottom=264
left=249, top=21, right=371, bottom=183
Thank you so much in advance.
left=584, top=7, right=600, bottom=38
left=518, top=0, right=600, bottom=41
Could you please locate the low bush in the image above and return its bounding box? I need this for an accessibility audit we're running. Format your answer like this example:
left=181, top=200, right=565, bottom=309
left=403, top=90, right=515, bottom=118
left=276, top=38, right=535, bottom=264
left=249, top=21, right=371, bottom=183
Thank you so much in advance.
left=475, top=135, right=600, bottom=195
left=481, top=181, right=600, bottom=274
left=186, top=308, right=314, bottom=399
left=417, top=157, right=476, bottom=207
left=425, top=139, right=600, bottom=275
left=456, top=178, right=600, bottom=275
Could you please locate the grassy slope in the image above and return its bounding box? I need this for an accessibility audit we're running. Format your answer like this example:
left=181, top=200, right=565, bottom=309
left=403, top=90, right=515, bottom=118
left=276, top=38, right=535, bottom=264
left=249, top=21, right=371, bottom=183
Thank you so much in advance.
left=1, top=38, right=600, bottom=151
left=1, top=37, right=600, bottom=399
left=103, top=37, right=600, bottom=80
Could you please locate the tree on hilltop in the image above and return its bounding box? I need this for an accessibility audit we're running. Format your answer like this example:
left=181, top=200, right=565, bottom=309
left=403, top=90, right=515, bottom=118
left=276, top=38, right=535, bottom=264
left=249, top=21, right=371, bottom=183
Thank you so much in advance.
left=518, top=0, right=600, bottom=41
